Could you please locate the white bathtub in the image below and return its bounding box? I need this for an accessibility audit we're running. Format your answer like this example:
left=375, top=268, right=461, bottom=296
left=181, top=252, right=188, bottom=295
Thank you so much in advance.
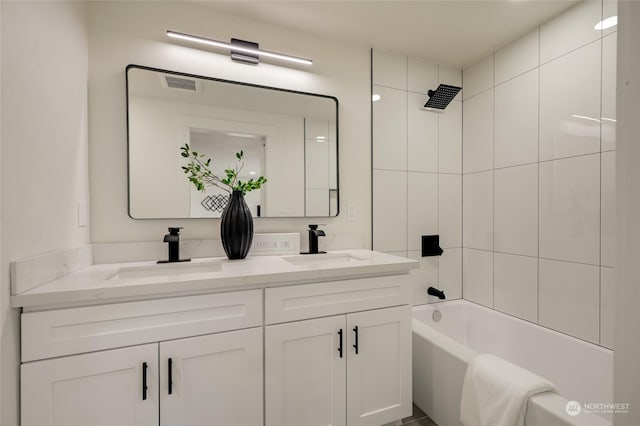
left=412, top=300, right=612, bottom=426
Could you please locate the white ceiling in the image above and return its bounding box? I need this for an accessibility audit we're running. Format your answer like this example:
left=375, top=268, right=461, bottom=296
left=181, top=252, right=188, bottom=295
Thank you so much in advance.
left=196, top=0, right=582, bottom=68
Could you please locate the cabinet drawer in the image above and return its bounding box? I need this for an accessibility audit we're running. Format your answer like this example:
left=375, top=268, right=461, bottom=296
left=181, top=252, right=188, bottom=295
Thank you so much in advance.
left=22, top=289, right=262, bottom=362
left=265, top=275, right=411, bottom=324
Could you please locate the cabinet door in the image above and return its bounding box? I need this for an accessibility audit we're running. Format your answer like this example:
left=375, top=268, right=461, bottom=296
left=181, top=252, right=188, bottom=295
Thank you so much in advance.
left=21, top=344, right=158, bottom=426
left=265, top=316, right=346, bottom=426
left=346, top=305, right=412, bottom=426
left=160, top=327, right=263, bottom=426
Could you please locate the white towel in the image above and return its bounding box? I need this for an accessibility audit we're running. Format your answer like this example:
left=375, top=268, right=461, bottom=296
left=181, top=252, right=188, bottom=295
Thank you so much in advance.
left=460, top=353, right=557, bottom=426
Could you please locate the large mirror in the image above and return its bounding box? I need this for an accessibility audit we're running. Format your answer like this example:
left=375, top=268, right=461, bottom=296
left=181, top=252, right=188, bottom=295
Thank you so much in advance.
left=126, top=65, right=339, bottom=219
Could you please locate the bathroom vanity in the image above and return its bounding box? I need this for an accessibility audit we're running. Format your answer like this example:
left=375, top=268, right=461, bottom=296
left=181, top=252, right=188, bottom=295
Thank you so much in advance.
left=13, top=250, right=417, bottom=426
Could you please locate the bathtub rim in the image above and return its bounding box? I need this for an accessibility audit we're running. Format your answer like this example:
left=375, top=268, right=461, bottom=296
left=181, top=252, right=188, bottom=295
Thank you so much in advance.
left=411, top=300, right=611, bottom=426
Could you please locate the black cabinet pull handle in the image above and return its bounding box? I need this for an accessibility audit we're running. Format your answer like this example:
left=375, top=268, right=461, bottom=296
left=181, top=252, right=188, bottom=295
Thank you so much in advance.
left=168, top=358, right=173, bottom=395
left=353, top=326, right=359, bottom=355
left=338, top=329, right=343, bottom=358
left=142, top=362, right=148, bottom=400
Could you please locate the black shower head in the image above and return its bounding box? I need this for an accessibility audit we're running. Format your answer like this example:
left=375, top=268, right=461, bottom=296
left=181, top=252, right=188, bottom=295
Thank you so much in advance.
left=424, top=84, right=462, bottom=110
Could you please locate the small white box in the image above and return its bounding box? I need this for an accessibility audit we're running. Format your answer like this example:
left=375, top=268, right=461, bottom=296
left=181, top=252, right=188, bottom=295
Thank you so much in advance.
left=251, top=233, right=300, bottom=256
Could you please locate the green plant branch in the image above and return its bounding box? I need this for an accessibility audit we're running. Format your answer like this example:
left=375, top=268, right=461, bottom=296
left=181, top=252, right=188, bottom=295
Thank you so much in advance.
left=181, top=143, right=267, bottom=195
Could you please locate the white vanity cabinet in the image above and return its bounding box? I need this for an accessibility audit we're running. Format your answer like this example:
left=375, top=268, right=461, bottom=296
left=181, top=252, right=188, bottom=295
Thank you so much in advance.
left=16, top=251, right=417, bottom=426
left=265, top=315, right=347, bottom=426
left=22, top=344, right=159, bottom=426
left=264, top=277, right=413, bottom=426
left=20, top=290, right=264, bottom=426
left=159, top=328, right=263, bottom=426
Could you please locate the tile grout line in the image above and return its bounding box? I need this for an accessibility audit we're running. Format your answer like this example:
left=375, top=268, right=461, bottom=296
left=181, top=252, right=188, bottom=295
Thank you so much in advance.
left=598, top=10, right=604, bottom=344
left=370, top=48, right=375, bottom=251
left=537, top=24, right=541, bottom=325
left=492, top=50, right=496, bottom=310
left=405, top=54, right=409, bottom=258
left=461, top=65, right=465, bottom=302
left=436, top=63, right=441, bottom=289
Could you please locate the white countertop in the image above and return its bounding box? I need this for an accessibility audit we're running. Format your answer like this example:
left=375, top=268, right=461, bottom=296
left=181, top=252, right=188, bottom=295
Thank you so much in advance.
left=12, top=250, right=418, bottom=310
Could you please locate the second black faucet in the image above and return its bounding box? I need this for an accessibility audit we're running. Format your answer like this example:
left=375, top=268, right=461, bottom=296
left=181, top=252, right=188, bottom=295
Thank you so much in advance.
left=301, top=224, right=326, bottom=255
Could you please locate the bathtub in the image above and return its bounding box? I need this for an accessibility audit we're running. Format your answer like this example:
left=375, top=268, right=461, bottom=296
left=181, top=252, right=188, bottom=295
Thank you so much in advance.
left=412, top=300, right=612, bottom=426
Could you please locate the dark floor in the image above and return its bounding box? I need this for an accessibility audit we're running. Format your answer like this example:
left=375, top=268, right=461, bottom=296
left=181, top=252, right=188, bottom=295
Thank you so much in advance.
left=384, top=404, right=438, bottom=426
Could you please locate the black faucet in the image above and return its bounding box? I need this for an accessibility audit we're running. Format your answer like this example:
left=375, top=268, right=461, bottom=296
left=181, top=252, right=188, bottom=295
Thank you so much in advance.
left=427, top=286, right=446, bottom=300
left=301, top=224, right=326, bottom=255
left=158, top=227, right=191, bottom=263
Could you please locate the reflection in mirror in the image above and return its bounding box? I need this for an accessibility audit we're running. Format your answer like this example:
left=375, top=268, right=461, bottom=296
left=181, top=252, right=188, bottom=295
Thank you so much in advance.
left=126, top=65, right=338, bottom=219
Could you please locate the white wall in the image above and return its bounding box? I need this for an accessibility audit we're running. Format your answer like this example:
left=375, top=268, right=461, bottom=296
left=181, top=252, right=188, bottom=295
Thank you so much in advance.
left=0, top=1, right=90, bottom=424
left=88, top=1, right=371, bottom=249
left=371, top=50, right=463, bottom=305
left=615, top=1, right=640, bottom=424
left=128, top=95, right=305, bottom=218
left=462, top=0, right=617, bottom=348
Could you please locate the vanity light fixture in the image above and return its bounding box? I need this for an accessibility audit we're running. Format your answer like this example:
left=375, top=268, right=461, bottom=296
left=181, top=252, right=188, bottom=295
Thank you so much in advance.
left=166, top=30, right=313, bottom=66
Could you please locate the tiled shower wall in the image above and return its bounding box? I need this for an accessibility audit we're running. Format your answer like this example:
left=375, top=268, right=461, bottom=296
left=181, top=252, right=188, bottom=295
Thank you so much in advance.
left=462, top=0, right=617, bottom=348
left=372, top=50, right=463, bottom=305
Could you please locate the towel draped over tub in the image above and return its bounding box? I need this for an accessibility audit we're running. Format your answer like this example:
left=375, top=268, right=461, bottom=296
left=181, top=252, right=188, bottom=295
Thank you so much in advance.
left=460, top=353, right=557, bottom=426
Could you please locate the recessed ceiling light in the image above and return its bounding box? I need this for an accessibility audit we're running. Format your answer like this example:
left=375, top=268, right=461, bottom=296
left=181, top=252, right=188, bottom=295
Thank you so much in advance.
left=595, top=16, right=617, bottom=30
left=249, top=171, right=256, bottom=175
left=372, top=94, right=381, bottom=102
left=227, top=132, right=257, bottom=138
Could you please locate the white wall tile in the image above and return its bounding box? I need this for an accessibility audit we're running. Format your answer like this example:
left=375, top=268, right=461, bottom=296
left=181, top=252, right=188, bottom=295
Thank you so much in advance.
left=373, top=170, right=407, bottom=252
left=439, top=100, right=462, bottom=174
left=463, top=171, right=493, bottom=251
left=602, top=151, right=616, bottom=267
left=463, top=248, right=493, bottom=308
left=539, top=259, right=599, bottom=344
left=408, top=92, right=438, bottom=173
left=494, top=69, right=539, bottom=168
left=328, top=140, right=337, bottom=189
left=305, top=119, right=329, bottom=140
left=539, top=41, right=601, bottom=161
left=329, top=190, right=338, bottom=217
left=372, top=85, right=407, bottom=170
left=602, top=0, right=618, bottom=37
left=372, top=49, right=407, bottom=90
left=539, top=0, right=602, bottom=64
left=439, top=174, right=462, bottom=248
left=600, top=266, right=615, bottom=349
left=408, top=56, right=438, bottom=95
left=463, top=55, right=493, bottom=100
left=463, top=90, right=493, bottom=173
left=494, top=253, right=538, bottom=323
left=495, top=28, right=539, bottom=85
left=408, top=250, right=439, bottom=305
left=305, top=189, right=329, bottom=216
left=602, top=32, right=617, bottom=151
left=408, top=172, right=438, bottom=251
left=439, top=65, right=463, bottom=101
left=440, top=248, right=462, bottom=300
left=539, top=154, right=600, bottom=265
left=305, top=140, right=329, bottom=189
left=494, top=164, right=538, bottom=257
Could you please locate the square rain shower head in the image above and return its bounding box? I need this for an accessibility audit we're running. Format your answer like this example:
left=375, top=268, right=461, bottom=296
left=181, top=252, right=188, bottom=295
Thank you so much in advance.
left=424, top=84, right=462, bottom=109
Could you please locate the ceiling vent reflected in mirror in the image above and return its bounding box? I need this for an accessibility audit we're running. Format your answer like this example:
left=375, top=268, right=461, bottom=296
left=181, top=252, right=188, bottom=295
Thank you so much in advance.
left=163, top=75, right=198, bottom=92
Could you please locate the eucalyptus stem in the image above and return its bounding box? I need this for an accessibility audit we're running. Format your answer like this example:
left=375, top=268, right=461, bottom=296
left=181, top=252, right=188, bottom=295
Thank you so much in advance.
left=180, top=143, right=267, bottom=195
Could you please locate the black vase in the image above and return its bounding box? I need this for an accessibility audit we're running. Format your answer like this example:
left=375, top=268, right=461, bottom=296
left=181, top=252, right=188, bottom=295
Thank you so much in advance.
left=220, top=190, right=254, bottom=260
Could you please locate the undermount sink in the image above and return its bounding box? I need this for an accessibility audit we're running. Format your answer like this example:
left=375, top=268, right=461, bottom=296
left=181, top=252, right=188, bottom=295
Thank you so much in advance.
left=108, top=261, right=223, bottom=281
left=283, top=253, right=366, bottom=267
